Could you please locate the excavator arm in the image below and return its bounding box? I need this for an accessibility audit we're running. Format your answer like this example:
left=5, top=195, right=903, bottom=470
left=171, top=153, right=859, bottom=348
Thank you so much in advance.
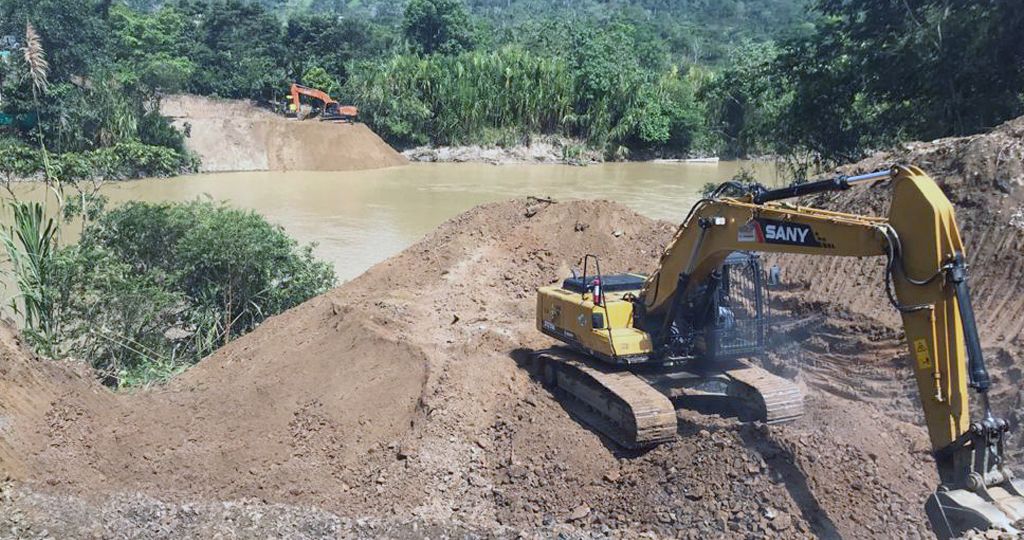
left=638, top=165, right=1024, bottom=536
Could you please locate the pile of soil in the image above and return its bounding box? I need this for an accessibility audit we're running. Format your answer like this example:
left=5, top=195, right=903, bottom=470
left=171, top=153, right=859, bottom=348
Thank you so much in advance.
left=161, top=95, right=407, bottom=172
left=1, top=116, right=1022, bottom=537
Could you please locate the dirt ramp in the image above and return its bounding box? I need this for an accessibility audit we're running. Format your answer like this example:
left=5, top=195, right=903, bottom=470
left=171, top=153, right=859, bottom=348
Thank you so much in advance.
left=161, top=94, right=406, bottom=172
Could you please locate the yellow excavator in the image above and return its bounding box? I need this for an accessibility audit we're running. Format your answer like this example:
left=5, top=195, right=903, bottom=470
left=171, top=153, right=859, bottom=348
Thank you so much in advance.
left=533, top=165, right=1024, bottom=538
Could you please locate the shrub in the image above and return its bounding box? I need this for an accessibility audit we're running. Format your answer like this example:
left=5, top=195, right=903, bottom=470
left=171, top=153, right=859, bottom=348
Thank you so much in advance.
left=37, top=201, right=336, bottom=387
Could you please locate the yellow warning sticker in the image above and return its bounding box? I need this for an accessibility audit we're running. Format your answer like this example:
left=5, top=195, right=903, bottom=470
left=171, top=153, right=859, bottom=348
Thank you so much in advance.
left=914, top=338, right=933, bottom=370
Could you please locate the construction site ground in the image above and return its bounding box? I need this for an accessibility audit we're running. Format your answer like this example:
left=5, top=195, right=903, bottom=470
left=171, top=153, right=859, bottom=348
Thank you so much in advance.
left=1, top=117, right=1023, bottom=538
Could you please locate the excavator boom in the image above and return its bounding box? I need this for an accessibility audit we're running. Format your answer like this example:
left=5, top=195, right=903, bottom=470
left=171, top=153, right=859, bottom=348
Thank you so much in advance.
left=534, top=165, right=1024, bottom=537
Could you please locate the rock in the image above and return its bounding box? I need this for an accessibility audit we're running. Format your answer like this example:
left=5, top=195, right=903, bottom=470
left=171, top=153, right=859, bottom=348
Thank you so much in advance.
left=574, top=221, right=589, bottom=232
left=770, top=513, right=793, bottom=531
left=396, top=444, right=416, bottom=460
left=567, top=504, right=591, bottom=522
left=995, top=178, right=1013, bottom=194
left=475, top=436, right=491, bottom=451
left=603, top=470, right=621, bottom=483
left=612, top=229, right=624, bottom=237
left=509, top=464, right=530, bottom=480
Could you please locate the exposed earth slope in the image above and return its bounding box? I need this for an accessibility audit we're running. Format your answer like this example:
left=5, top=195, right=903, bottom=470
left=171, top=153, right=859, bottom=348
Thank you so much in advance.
left=161, top=95, right=407, bottom=173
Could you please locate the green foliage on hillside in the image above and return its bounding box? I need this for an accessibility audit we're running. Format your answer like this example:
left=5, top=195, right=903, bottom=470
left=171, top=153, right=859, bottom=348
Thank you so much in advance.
left=3, top=0, right=1022, bottom=164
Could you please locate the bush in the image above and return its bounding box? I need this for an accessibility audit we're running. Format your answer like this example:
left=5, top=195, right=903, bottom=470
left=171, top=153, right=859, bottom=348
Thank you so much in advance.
left=40, top=201, right=336, bottom=387
left=0, top=139, right=195, bottom=182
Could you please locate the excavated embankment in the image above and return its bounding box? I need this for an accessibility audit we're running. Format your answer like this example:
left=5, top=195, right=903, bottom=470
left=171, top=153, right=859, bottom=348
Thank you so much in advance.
left=161, top=94, right=407, bottom=172
left=1, top=116, right=1023, bottom=538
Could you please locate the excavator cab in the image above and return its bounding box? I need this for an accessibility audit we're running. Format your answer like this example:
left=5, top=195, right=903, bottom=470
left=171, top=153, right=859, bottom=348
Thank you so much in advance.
left=681, top=252, right=769, bottom=362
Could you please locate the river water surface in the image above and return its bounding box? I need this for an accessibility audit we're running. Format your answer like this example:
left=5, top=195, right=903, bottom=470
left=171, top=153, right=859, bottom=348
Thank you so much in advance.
left=8, top=161, right=780, bottom=283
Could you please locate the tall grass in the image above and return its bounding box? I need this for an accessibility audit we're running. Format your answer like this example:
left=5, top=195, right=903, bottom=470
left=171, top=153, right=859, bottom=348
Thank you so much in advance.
left=346, top=46, right=625, bottom=146
left=22, top=23, right=60, bottom=205
left=2, top=24, right=59, bottom=356
left=23, top=23, right=48, bottom=97
left=1, top=201, right=58, bottom=354
left=345, top=45, right=707, bottom=153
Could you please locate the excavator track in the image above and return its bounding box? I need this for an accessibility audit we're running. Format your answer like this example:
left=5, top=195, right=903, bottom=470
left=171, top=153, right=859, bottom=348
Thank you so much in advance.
left=533, top=349, right=677, bottom=449
left=722, top=360, right=805, bottom=424
left=535, top=349, right=804, bottom=449
left=640, top=359, right=804, bottom=425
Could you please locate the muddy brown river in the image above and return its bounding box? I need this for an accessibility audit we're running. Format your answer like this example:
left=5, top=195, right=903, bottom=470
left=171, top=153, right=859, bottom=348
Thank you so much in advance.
left=6, top=161, right=780, bottom=283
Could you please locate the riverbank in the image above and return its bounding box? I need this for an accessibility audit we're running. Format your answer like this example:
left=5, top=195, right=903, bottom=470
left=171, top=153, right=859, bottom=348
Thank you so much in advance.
left=402, top=136, right=602, bottom=165
left=402, top=135, right=725, bottom=165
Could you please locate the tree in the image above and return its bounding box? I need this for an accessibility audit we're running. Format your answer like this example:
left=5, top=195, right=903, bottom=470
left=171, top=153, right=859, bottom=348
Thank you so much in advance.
left=185, top=0, right=288, bottom=98
left=702, top=42, right=788, bottom=158
left=813, top=0, right=1024, bottom=139
left=284, top=13, right=392, bottom=86
left=109, top=4, right=195, bottom=92
left=402, top=0, right=476, bottom=55
left=0, top=0, right=110, bottom=81
left=301, top=66, right=340, bottom=95
left=760, top=0, right=1024, bottom=165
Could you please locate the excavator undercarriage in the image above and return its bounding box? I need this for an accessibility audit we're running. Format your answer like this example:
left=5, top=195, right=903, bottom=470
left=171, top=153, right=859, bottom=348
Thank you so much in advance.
left=533, top=166, right=1024, bottom=537
left=532, top=349, right=804, bottom=449
left=533, top=252, right=804, bottom=448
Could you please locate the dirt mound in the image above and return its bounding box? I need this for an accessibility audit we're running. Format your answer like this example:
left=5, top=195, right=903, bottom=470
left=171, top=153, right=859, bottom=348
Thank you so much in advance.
left=161, top=94, right=406, bottom=172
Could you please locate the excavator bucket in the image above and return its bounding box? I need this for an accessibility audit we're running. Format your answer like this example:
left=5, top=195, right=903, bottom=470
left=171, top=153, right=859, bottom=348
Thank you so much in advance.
left=926, top=479, right=1024, bottom=539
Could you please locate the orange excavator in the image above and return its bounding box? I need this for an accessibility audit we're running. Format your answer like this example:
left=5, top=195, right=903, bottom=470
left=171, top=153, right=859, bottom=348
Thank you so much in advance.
left=288, top=83, right=358, bottom=122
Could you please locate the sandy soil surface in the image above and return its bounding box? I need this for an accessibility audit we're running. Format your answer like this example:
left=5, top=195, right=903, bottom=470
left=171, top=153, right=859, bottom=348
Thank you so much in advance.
left=0, top=117, right=1022, bottom=538
left=161, top=95, right=406, bottom=173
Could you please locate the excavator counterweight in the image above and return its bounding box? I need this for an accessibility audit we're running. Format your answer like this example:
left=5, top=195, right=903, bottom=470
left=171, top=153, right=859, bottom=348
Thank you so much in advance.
left=534, top=165, right=1024, bottom=538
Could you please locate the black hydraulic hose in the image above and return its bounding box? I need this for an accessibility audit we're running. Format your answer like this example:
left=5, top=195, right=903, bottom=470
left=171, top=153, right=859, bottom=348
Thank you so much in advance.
left=642, top=198, right=713, bottom=310
left=881, top=228, right=933, bottom=314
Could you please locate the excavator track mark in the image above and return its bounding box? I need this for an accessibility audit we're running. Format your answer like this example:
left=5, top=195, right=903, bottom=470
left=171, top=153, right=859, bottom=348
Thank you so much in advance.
left=534, top=349, right=677, bottom=449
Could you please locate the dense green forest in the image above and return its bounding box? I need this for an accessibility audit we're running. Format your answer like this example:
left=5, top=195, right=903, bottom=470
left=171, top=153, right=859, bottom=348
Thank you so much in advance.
left=3, top=0, right=1022, bottom=169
